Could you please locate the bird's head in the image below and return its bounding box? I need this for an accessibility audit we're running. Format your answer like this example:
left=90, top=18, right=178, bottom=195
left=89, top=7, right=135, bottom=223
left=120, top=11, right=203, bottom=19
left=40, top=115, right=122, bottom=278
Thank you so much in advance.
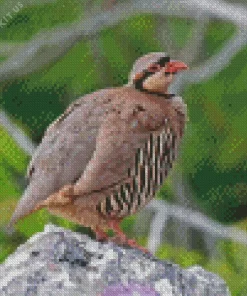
left=129, top=52, right=188, bottom=95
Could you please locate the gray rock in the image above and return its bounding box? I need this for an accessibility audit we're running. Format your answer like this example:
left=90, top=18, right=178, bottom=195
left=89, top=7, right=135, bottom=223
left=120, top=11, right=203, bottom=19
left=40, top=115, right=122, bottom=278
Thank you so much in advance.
left=0, top=224, right=231, bottom=296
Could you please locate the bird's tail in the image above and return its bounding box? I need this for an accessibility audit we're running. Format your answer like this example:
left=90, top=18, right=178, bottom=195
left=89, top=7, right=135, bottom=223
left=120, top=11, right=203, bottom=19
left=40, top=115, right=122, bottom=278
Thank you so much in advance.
left=4, top=203, right=45, bottom=235
left=5, top=180, right=54, bottom=234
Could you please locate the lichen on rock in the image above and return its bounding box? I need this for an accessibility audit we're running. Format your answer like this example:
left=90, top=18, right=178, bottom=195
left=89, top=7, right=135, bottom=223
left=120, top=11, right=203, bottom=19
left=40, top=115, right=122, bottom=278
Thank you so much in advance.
left=0, top=224, right=231, bottom=296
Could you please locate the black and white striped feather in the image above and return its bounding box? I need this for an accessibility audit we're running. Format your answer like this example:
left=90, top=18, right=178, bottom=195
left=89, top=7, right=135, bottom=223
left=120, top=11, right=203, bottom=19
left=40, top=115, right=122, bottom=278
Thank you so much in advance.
left=96, top=122, right=177, bottom=218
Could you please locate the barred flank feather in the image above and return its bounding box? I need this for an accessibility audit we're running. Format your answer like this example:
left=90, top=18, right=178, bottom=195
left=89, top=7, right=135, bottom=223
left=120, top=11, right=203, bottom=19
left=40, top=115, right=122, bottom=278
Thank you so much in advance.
left=96, top=122, right=177, bottom=218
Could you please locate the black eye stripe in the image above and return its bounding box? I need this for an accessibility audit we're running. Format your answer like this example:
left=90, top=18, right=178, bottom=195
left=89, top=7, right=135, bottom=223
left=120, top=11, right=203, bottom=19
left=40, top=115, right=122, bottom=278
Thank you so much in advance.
left=134, top=71, right=155, bottom=90
left=157, top=56, right=170, bottom=66
left=134, top=56, right=171, bottom=91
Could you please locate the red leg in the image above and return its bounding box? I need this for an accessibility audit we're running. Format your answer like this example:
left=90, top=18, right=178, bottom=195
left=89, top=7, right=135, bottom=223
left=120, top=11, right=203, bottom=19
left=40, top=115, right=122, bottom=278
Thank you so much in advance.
left=95, top=226, right=109, bottom=242
left=108, top=219, right=127, bottom=242
left=107, top=219, right=151, bottom=254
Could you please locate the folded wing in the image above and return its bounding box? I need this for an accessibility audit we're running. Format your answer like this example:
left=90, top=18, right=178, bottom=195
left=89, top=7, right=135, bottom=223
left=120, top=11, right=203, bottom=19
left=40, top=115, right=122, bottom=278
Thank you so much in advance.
left=8, top=90, right=111, bottom=227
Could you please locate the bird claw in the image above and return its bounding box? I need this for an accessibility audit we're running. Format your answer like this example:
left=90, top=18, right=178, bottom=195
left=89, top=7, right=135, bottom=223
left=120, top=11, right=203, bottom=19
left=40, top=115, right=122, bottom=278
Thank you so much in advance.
left=125, top=239, right=151, bottom=254
left=95, top=227, right=109, bottom=242
left=109, top=235, right=150, bottom=254
left=105, top=219, right=151, bottom=254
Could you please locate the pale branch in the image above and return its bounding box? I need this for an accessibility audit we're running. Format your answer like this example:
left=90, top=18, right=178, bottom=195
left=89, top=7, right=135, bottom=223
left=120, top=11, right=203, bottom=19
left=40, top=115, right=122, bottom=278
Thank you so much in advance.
left=156, top=16, right=179, bottom=59
left=203, top=233, right=219, bottom=259
left=169, top=29, right=247, bottom=94
left=0, top=42, right=25, bottom=57
left=169, top=171, right=198, bottom=250
left=147, top=209, right=169, bottom=254
left=89, top=35, right=111, bottom=87
left=146, top=199, right=247, bottom=254
left=135, top=0, right=247, bottom=27
left=185, top=0, right=247, bottom=28
left=0, top=0, right=181, bottom=83
left=186, top=29, right=247, bottom=83
left=167, top=14, right=209, bottom=250
left=0, top=0, right=56, bottom=19
left=0, top=110, right=36, bottom=156
left=1, top=0, right=247, bottom=83
left=177, top=13, right=209, bottom=65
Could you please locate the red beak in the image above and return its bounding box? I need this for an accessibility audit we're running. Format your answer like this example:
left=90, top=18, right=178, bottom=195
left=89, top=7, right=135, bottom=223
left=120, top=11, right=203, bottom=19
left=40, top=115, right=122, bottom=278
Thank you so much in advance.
left=165, top=60, right=188, bottom=73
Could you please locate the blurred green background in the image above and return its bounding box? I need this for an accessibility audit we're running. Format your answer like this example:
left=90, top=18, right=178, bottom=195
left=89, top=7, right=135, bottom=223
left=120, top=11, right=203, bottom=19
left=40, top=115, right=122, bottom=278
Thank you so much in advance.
left=0, top=0, right=247, bottom=295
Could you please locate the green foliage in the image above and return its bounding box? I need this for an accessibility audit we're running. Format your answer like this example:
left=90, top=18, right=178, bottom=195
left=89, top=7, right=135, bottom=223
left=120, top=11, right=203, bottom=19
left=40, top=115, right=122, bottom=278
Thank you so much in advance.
left=119, top=14, right=157, bottom=51
left=0, top=124, right=28, bottom=199
left=182, top=34, right=247, bottom=222
left=0, top=229, right=27, bottom=263
left=206, top=240, right=247, bottom=296
left=0, top=81, right=66, bottom=142
left=120, top=215, right=136, bottom=234
left=204, top=21, right=236, bottom=57
left=156, top=173, right=175, bottom=202
left=15, top=208, right=50, bottom=237
left=0, top=0, right=83, bottom=41
left=135, top=235, right=148, bottom=248
left=156, top=243, right=204, bottom=267
left=168, top=17, right=195, bottom=48
left=155, top=239, right=247, bottom=296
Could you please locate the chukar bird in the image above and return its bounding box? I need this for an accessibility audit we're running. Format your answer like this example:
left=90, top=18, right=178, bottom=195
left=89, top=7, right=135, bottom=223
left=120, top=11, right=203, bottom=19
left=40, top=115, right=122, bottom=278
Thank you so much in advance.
left=7, top=52, right=188, bottom=253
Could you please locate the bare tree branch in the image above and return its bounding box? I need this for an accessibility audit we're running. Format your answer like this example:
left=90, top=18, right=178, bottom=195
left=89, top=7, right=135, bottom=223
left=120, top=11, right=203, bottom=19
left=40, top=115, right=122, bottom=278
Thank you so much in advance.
left=0, top=110, right=35, bottom=156
left=146, top=199, right=247, bottom=254
left=156, top=16, right=179, bottom=58
left=0, top=42, right=25, bottom=57
left=148, top=209, right=169, bottom=253
left=0, top=0, right=177, bottom=83
left=170, top=29, right=247, bottom=93
left=162, top=13, right=209, bottom=252
left=177, top=13, right=209, bottom=65
left=136, top=0, right=247, bottom=27
left=1, top=0, right=247, bottom=83
left=185, top=0, right=247, bottom=28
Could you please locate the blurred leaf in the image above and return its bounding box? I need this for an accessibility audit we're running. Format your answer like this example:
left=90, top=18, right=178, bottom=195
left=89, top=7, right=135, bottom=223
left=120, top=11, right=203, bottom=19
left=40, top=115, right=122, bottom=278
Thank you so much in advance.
left=0, top=199, right=17, bottom=226
left=168, top=17, right=195, bottom=48
left=204, top=21, right=236, bottom=57
left=156, top=243, right=204, bottom=267
left=121, top=215, right=136, bottom=235
left=16, top=208, right=50, bottom=237
left=1, top=81, right=66, bottom=142
left=0, top=0, right=83, bottom=41
left=0, top=124, right=28, bottom=199
left=216, top=109, right=247, bottom=169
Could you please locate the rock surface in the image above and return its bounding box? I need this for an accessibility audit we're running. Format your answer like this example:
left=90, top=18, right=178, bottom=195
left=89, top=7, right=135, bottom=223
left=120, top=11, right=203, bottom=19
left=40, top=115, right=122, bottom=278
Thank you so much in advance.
left=0, top=224, right=231, bottom=296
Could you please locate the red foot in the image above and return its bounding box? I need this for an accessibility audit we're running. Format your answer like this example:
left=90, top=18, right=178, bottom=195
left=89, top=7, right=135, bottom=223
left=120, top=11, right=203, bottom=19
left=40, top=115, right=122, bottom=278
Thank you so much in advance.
left=95, top=226, right=109, bottom=242
left=107, top=219, right=151, bottom=254
left=125, top=238, right=151, bottom=254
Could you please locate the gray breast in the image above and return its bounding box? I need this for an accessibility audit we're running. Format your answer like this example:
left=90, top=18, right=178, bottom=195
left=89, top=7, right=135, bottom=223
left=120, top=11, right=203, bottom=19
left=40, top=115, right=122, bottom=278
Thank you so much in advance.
left=96, top=121, right=177, bottom=218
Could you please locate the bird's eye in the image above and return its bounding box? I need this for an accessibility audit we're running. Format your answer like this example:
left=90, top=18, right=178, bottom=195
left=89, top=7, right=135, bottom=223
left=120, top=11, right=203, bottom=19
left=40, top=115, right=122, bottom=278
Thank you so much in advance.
left=147, top=64, right=160, bottom=72
left=164, top=72, right=177, bottom=76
